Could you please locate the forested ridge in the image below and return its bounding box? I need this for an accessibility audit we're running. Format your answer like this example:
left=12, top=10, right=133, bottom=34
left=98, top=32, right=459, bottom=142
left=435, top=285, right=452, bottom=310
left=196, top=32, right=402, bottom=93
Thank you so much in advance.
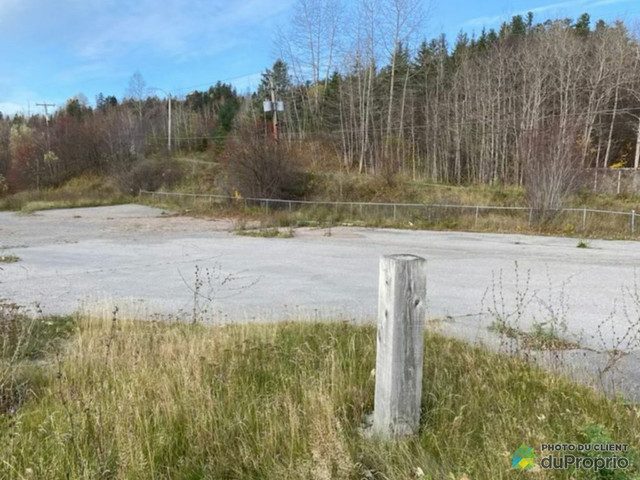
left=1, top=5, right=639, bottom=199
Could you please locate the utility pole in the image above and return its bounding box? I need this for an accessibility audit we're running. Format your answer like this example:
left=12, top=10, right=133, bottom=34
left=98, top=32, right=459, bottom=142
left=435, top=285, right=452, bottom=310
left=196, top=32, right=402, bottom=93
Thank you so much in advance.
left=36, top=102, right=55, bottom=191
left=168, top=93, right=172, bottom=151
left=36, top=102, right=55, bottom=145
left=36, top=102, right=55, bottom=117
left=263, top=74, right=284, bottom=142
left=36, top=102, right=55, bottom=151
left=269, top=74, right=279, bottom=141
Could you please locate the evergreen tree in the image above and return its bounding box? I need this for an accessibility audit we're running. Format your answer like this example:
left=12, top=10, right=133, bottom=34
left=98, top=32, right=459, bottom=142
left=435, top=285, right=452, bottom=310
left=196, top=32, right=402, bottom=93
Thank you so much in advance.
left=574, top=13, right=591, bottom=36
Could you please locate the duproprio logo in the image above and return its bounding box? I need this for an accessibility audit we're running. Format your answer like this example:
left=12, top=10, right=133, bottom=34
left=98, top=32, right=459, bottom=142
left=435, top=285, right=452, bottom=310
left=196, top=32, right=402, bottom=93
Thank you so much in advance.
left=512, top=444, right=537, bottom=470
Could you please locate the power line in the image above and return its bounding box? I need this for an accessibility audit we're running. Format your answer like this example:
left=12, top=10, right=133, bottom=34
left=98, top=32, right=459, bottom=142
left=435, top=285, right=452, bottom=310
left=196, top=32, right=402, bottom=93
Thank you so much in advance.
left=170, top=72, right=264, bottom=95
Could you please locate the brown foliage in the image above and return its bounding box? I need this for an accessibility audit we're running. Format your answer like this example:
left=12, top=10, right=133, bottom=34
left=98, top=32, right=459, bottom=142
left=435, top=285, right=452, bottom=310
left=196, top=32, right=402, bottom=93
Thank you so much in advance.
left=222, top=126, right=307, bottom=199
left=113, top=158, right=182, bottom=195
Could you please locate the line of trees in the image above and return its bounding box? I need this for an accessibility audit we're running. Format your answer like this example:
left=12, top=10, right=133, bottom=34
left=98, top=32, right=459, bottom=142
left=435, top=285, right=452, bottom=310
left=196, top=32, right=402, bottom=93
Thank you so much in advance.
left=0, top=77, right=242, bottom=192
left=273, top=2, right=640, bottom=185
left=1, top=2, right=640, bottom=197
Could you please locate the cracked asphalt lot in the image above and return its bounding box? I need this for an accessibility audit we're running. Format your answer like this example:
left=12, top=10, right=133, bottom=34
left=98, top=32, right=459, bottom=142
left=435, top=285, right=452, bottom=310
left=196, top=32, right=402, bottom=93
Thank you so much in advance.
left=2, top=204, right=640, bottom=398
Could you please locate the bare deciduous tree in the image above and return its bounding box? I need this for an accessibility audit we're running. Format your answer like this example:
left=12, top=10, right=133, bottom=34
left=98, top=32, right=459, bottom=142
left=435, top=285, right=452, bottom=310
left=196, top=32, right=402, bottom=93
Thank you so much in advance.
left=522, top=120, right=581, bottom=223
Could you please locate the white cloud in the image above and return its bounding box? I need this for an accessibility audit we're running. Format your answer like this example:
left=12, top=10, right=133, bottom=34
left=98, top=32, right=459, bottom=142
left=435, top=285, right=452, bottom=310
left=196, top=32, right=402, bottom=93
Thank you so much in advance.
left=73, top=0, right=294, bottom=63
left=527, top=0, right=590, bottom=14
left=0, top=102, right=27, bottom=116
left=0, top=85, right=66, bottom=116
left=0, top=0, right=295, bottom=108
left=0, top=93, right=36, bottom=116
left=463, top=14, right=508, bottom=28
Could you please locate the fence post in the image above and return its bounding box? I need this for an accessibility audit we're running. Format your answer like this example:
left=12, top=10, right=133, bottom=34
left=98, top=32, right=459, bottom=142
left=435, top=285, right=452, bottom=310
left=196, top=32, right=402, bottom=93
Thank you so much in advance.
left=393, top=204, right=397, bottom=221
left=618, top=170, right=622, bottom=195
left=632, top=210, right=636, bottom=235
left=373, top=254, right=427, bottom=438
left=475, top=206, right=480, bottom=228
left=582, top=208, right=587, bottom=231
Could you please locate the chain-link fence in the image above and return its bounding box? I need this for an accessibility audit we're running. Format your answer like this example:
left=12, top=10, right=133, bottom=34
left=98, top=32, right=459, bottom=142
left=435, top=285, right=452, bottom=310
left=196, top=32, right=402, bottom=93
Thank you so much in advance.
left=139, top=190, right=639, bottom=236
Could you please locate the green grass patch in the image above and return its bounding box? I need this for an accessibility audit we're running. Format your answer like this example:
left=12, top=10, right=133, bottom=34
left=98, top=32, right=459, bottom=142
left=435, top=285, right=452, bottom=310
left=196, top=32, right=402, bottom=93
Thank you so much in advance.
left=143, top=179, right=640, bottom=240
left=524, top=323, right=581, bottom=351
left=0, top=174, right=131, bottom=212
left=7, top=167, right=640, bottom=240
left=1, top=316, right=638, bottom=479
left=489, top=320, right=580, bottom=351
left=0, top=303, right=76, bottom=419
left=0, top=254, right=20, bottom=263
left=235, top=227, right=295, bottom=238
left=0, top=303, right=76, bottom=362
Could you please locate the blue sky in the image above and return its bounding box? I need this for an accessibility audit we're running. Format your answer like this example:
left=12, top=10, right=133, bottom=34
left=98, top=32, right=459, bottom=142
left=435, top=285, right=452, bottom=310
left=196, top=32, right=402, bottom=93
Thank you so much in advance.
left=1, top=0, right=638, bottom=116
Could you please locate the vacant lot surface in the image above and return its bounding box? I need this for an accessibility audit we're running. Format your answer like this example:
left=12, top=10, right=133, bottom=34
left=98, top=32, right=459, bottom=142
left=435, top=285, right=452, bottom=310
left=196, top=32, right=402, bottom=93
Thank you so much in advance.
left=0, top=204, right=636, bottom=338
left=2, top=204, right=640, bottom=397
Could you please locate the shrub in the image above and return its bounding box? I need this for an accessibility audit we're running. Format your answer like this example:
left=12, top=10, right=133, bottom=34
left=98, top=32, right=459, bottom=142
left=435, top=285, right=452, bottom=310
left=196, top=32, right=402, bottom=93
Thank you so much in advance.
left=521, top=120, right=581, bottom=224
left=222, top=126, right=307, bottom=199
left=113, top=158, right=182, bottom=195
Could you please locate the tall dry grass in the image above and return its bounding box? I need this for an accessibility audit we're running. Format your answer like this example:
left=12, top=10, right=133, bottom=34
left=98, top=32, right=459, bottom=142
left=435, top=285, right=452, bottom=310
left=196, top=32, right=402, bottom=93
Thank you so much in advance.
left=1, top=311, right=640, bottom=479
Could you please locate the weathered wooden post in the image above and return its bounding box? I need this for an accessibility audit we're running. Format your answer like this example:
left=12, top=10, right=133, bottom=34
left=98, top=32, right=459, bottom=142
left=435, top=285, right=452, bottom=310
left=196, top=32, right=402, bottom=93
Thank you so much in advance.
left=373, top=254, right=427, bottom=438
left=617, top=170, right=622, bottom=195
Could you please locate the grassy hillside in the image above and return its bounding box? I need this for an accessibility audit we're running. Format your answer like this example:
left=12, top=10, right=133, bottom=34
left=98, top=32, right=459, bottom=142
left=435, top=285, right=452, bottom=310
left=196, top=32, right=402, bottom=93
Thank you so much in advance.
left=140, top=167, right=640, bottom=239
left=0, top=174, right=131, bottom=212
left=3, top=164, right=640, bottom=239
